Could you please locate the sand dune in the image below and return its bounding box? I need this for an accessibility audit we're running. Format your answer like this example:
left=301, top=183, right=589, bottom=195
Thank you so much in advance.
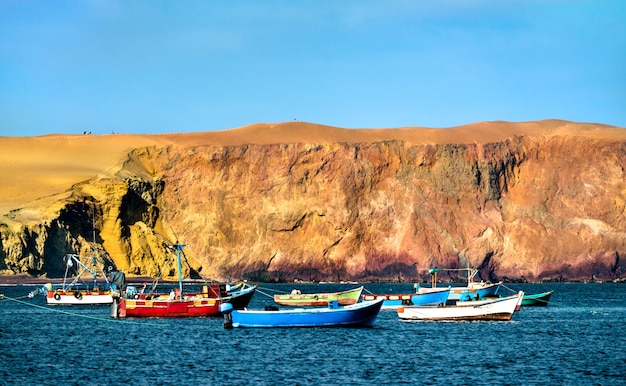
left=1, top=120, right=624, bottom=215
left=0, top=134, right=159, bottom=215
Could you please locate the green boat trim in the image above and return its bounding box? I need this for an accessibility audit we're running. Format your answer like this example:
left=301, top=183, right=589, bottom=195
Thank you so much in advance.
left=521, top=290, right=553, bottom=306
left=274, top=286, right=363, bottom=307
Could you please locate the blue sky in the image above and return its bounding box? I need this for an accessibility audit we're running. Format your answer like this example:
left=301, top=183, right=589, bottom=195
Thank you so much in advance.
left=1, top=1, right=624, bottom=136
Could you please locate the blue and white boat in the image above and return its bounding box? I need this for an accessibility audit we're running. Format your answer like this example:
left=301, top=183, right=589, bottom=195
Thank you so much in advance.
left=418, top=267, right=501, bottom=304
left=220, top=299, right=384, bottom=328
left=361, top=287, right=450, bottom=309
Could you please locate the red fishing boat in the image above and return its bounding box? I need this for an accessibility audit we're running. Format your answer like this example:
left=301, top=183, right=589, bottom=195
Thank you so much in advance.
left=111, top=244, right=256, bottom=318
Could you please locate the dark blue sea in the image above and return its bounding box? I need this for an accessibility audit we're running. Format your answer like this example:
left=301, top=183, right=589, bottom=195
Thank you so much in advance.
left=1, top=282, right=625, bottom=385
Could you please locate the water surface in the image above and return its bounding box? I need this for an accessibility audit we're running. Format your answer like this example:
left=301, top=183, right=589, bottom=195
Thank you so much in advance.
left=1, top=282, right=624, bottom=385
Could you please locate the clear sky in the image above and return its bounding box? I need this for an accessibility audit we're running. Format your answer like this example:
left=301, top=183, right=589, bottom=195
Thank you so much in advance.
left=1, top=0, right=624, bottom=136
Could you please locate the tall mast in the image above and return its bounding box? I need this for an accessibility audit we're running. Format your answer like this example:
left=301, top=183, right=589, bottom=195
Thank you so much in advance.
left=92, top=204, right=97, bottom=288
left=176, top=244, right=186, bottom=300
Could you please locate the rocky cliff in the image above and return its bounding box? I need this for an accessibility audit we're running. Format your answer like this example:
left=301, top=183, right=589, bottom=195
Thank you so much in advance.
left=1, top=120, right=625, bottom=282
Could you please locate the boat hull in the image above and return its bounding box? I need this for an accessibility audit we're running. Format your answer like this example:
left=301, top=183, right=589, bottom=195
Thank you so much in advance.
left=419, top=282, right=501, bottom=303
left=46, top=290, right=113, bottom=305
left=225, top=285, right=257, bottom=310
left=362, top=288, right=450, bottom=309
left=521, top=291, right=553, bottom=306
left=231, top=299, right=384, bottom=328
left=117, top=284, right=256, bottom=318
left=120, top=297, right=220, bottom=317
left=397, top=291, right=523, bottom=321
left=274, top=286, right=363, bottom=307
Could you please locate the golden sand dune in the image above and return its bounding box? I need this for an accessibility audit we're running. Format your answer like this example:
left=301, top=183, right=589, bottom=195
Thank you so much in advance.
left=1, top=120, right=624, bottom=216
left=0, top=134, right=156, bottom=215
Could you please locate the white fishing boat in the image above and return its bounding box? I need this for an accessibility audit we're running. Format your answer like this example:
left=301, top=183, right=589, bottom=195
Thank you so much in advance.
left=26, top=212, right=115, bottom=305
left=42, top=253, right=113, bottom=305
left=397, top=291, right=524, bottom=321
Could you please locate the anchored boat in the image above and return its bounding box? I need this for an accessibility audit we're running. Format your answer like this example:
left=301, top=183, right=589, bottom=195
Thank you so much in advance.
left=273, top=286, right=363, bottom=307
left=397, top=291, right=524, bottom=321
left=40, top=253, right=113, bottom=305
left=115, top=282, right=256, bottom=318
left=111, top=244, right=256, bottom=318
left=221, top=298, right=384, bottom=328
left=521, top=290, right=553, bottom=306
left=418, top=267, right=501, bottom=303
left=362, top=287, right=450, bottom=309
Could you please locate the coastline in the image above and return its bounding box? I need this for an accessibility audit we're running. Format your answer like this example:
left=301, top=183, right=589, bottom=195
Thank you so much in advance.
left=2, top=274, right=623, bottom=286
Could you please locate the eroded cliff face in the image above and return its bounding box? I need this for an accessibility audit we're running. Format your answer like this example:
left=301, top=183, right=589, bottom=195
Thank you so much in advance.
left=142, top=135, right=625, bottom=283
left=1, top=123, right=625, bottom=282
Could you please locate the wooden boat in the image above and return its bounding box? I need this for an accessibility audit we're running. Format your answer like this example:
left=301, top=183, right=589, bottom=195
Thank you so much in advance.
left=521, top=290, right=553, bottom=306
left=221, top=298, right=384, bottom=328
left=116, top=281, right=257, bottom=318
left=42, top=253, right=113, bottom=305
left=117, top=293, right=218, bottom=318
left=417, top=267, right=501, bottom=303
left=361, top=287, right=450, bottom=309
left=273, top=286, right=363, bottom=307
left=456, top=295, right=521, bottom=311
left=111, top=244, right=256, bottom=318
left=397, top=291, right=524, bottom=321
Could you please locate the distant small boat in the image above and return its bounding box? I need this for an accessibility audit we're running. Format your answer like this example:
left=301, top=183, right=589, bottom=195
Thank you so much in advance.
left=222, top=299, right=384, bottom=328
left=273, top=286, right=363, bottom=307
left=418, top=267, right=501, bottom=303
left=397, top=291, right=524, bottom=321
left=362, top=287, right=450, bottom=309
left=521, top=291, right=553, bottom=306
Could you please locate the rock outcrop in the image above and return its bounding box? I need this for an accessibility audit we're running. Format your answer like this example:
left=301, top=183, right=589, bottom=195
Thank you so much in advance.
left=1, top=120, right=625, bottom=282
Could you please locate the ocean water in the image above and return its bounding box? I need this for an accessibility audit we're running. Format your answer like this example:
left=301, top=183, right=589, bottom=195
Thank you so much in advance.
left=1, top=282, right=625, bottom=385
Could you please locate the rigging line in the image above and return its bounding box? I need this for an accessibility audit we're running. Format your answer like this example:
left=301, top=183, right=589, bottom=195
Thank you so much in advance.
left=1, top=295, right=170, bottom=327
left=0, top=293, right=34, bottom=301
left=254, top=288, right=277, bottom=300
left=256, top=286, right=288, bottom=294
left=500, top=283, right=519, bottom=294
left=362, top=287, right=376, bottom=295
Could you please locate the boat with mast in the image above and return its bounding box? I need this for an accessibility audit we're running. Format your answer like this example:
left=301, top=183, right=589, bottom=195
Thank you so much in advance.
left=417, top=266, right=501, bottom=304
left=41, top=252, right=113, bottom=305
left=35, top=215, right=114, bottom=305
left=111, top=243, right=256, bottom=318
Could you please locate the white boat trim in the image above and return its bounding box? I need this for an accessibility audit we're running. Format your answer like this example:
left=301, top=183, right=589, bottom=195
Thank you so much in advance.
left=397, top=291, right=524, bottom=321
